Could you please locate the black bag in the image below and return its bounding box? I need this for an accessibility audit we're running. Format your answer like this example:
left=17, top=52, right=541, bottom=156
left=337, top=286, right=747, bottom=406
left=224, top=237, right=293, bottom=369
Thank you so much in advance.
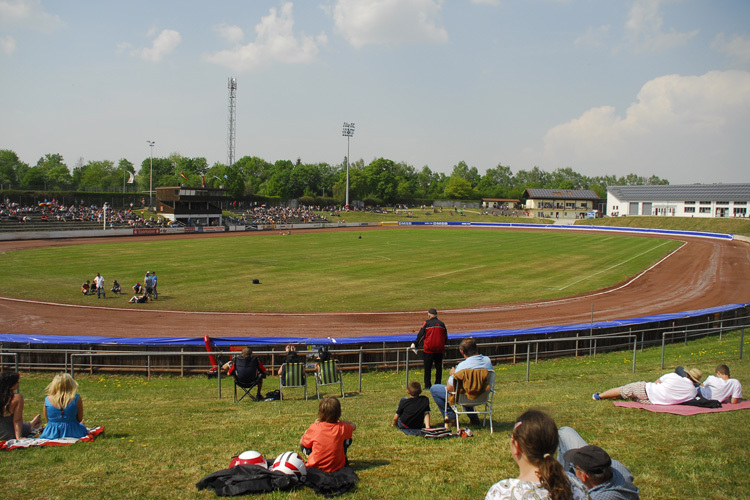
left=264, top=389, right=281, bottom=401
left=681, top=394, right=722, bottom=408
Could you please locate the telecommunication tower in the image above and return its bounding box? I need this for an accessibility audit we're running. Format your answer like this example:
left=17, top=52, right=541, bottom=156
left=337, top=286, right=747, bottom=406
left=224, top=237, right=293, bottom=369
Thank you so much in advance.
left=227, top=77, right=237, bottom=167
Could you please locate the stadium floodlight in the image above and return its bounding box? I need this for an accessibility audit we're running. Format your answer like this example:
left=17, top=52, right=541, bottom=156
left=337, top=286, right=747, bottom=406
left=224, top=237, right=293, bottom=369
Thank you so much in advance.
left=342, top=122, right=355, bottom=207
left=147, top=140, right=155, bottom=211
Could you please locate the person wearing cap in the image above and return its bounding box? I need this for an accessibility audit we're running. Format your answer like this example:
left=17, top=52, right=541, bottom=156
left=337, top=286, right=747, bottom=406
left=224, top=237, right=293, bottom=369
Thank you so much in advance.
left=411, top=308, right=448, bottom=389
left=558, top=427, right=640, bottom=500
left=699, top=364, right=743, bottom=404
left=592, top=368, right=702, bottom=405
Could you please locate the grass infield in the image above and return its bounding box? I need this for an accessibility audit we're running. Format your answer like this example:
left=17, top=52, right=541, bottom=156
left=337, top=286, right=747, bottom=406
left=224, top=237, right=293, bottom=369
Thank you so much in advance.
left=0, top=228, right=681, bottom=313
left=4, top=331, right=748, bottom=499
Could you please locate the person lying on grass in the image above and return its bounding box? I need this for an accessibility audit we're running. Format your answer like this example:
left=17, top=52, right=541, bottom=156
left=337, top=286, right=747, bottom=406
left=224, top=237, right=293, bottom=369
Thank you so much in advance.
left=699, top=364, right=743, bottom=404
left=392, top=381, right=431, bottom=435
left=592, top=367, right=702, bottom=405
left=300, top=396, right=356, bottom=473
left=129, top=294, right=148, bottom=304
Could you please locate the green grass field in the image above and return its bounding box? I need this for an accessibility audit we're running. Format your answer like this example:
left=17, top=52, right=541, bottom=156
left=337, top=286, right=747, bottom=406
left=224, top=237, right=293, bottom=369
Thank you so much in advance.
left=4, top=331, right=748, bottom=500
left=574, top=215, right=750, bottom=237
left=0, top=229, right=681, bottom=312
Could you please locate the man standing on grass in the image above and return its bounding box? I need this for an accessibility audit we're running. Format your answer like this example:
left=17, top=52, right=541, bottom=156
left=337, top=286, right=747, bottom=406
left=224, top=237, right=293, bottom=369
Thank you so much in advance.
left=94, top=273, right=105, bottom=299
left=411, top=308, right=447, bottom=389
left=558, top=427, right=640, bottom=500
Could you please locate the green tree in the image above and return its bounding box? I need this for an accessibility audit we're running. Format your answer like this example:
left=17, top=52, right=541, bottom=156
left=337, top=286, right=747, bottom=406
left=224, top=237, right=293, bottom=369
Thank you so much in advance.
left=444, top=176, right=475, bottom=199
left=0, top=149, right=27, bottom=189
left=451, top=161, right=481, bottom=187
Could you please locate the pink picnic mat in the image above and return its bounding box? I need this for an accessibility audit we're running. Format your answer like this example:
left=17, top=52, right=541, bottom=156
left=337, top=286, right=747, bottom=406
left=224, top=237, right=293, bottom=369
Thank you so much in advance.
left=0, top=425, right=105, bottom=450
left=613, top=401, right=750, bottom=415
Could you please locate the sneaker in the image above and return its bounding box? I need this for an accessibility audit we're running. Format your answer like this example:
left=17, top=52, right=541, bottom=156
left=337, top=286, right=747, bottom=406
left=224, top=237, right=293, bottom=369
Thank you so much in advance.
left=592, top=393, right=601, bottom=400
left=468, top=415, right=481, bottom=426
left=444, top=417, right=456, bottom=428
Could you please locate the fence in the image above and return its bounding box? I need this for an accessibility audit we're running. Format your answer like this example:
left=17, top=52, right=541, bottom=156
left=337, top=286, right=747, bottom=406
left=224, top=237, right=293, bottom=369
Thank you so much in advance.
left=2, top=309, right=747, bottom=399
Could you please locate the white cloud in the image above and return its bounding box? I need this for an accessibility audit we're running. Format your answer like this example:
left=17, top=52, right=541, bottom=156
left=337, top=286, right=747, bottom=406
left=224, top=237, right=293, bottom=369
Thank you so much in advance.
left=0, top=34, right=15, bottom=54
left=712, top=33, right=750, bottom=66
left=0, top=0, right=63, bottom=32
left=575, top=25, right=610, bottom=48
left=526, top=71, right=750, bottom=182
left=332, top=0, right=449, bottom=48
left=205, top=2, right=326, bottom=72
left=132, top=29, right=182, bottom=63
left=214, top=23, right=244, bottom=44
left=625, top=0, right=698, bottom=52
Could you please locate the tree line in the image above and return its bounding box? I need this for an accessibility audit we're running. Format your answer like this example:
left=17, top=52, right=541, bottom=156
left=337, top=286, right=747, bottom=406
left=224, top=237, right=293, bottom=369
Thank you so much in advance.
left=0, top=149, right=669, bottom=204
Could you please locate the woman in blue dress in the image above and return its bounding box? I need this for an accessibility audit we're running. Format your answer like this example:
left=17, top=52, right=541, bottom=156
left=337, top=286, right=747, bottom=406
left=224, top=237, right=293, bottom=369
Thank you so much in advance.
left=39, top=373, right=88, bottom=439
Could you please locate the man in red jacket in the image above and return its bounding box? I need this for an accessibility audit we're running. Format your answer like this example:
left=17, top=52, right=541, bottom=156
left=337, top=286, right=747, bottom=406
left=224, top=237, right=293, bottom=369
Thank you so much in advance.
left=411, top=308, right=448, bottom=389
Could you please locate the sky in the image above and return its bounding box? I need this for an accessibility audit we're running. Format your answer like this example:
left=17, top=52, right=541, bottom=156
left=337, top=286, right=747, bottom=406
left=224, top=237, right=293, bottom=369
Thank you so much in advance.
left=1, top=0, right=749, bottom=184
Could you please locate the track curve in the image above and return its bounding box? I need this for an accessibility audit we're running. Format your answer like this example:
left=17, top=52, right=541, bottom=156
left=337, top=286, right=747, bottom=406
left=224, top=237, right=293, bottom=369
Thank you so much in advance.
left=1, top=228, right=748, bottom=339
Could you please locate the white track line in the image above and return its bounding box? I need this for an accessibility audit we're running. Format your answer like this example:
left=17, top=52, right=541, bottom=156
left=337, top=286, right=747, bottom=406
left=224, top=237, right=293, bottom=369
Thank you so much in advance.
left=422, top=265, right=487, bottom=280
left=558, top=240, right=672, bottom=291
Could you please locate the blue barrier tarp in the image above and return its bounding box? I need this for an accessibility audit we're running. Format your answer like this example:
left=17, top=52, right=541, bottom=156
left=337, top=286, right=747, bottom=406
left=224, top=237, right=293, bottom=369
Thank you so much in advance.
left=1, top=303, right=746, bottom=347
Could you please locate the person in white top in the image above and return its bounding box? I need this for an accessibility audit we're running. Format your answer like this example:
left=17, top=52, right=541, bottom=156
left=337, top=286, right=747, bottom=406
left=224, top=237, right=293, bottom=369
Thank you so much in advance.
left=700, top=364, right=743, bottom=404
left=592, top=368, right=701, bottom=405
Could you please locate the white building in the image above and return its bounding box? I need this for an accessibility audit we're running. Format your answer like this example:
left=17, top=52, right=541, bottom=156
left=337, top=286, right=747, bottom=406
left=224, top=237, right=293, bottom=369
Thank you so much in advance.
left=523, top=189, right=602, bottom=219
left=606, top=184, right=750, bottom=218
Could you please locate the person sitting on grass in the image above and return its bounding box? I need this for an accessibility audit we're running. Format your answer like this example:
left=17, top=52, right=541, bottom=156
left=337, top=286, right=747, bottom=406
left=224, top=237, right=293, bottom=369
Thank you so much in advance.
left=81, top=280, right=90, bottom=295
left=39, top=373, right=89, bottom=440
left=557, top=427, right=640, bottom=500
left=300, top=396, right=356, bottom=473
left=222, top=347, right=267, bottom=401
left=592, top=368, right=701, bottom=405
left=129, top=294, right=149, bottom=304
left=133, top=282, right=143, bottom=295
left=0, top=372, right=42, bottom=441
left=700, top=364, right=743, bottom=404
left=111, top=280, right=121, bottom=294
left=392, top=381, right=431, bottom=435
left=485, top=409, right=588, bottom=500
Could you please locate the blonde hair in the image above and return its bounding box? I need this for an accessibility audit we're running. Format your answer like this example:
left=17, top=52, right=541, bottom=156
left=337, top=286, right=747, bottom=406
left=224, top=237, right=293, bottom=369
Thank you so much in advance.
left=45, top=373, right=79, bottom=410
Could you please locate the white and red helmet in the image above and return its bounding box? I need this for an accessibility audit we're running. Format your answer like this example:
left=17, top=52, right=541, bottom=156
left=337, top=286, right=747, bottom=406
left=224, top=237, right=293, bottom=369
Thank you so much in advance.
left=271, top=451, right=307, bottom=481
left=228, top=450, right=267, bottom=469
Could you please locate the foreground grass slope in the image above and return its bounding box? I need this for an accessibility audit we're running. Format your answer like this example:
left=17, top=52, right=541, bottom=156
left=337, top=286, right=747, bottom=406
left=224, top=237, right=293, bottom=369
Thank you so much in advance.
left=5, top=331, right=748, bottom=500
left=0, top=229, right=678, bottom=312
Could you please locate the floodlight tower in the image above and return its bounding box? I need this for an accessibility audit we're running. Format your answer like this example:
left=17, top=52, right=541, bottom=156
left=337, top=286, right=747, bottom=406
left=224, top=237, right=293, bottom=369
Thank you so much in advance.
left=146, top=140, right=155, bottom=210
left=342, top=122, right=355, bottom=207
left=228, top=77, right=237, bottom=168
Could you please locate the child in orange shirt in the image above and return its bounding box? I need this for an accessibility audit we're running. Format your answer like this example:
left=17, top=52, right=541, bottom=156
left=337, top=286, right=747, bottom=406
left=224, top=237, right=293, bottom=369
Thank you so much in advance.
left=300, top=396, right=355, bottom=472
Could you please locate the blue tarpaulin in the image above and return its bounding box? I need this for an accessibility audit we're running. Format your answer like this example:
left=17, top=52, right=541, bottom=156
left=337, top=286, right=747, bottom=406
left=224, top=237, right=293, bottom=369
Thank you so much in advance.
left=1, top=303, right=746, bottom=347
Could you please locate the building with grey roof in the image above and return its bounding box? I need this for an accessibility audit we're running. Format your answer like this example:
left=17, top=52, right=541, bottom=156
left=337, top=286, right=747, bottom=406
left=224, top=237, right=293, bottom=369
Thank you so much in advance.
left=606, top=184, right=750, bottom=218
left=523, top=188, right=603, bottom=219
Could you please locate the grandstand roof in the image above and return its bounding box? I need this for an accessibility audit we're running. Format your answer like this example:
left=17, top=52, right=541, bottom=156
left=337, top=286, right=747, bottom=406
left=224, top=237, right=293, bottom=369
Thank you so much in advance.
left=607, top=184, right=750, bottom=201
left=524, top=188, right=600, bottom=200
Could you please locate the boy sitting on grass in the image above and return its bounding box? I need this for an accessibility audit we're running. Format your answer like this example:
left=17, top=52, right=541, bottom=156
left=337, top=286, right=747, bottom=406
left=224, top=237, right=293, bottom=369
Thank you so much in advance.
left=392, top=381, right=431, bottom=435
left=300, top=396, right=355, bottom=473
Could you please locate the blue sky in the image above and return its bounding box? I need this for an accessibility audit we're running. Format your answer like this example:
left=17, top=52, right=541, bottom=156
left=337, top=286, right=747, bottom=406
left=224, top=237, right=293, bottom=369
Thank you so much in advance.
left=1, top=0, right=749, bottom=184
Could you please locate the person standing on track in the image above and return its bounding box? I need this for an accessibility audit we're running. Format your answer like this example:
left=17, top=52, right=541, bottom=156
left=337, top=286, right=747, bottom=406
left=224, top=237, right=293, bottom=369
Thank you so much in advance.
left=411, top=308, right=448, bottom=389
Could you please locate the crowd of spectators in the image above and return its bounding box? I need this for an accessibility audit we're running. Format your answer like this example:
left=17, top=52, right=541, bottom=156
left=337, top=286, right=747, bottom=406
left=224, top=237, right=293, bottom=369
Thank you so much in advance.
left=237, top=205, right=330, bottom=225
left=0, top=201, right=169, bottom=228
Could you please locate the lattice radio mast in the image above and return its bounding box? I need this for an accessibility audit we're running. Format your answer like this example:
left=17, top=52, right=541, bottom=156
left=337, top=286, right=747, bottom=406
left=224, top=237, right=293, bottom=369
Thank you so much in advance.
left=227, top=77, right=237, bottom=167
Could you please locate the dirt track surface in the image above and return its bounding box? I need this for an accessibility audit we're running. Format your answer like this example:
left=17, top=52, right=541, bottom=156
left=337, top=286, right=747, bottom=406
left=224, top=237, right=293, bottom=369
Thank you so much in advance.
left=1, top=228, right=749, bottom=340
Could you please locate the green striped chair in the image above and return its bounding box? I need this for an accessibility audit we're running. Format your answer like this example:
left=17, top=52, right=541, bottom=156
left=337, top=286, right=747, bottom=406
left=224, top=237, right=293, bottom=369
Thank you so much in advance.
left=279, top=362, right=308, bottom=400
left=315, top=360, right=344, bottom=399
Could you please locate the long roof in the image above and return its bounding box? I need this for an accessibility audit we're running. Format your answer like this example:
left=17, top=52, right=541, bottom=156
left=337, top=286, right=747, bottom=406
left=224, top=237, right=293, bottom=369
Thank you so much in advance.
left=607, top=184, right=750, bottom=201
left=524, top=188, right=600, bottom=200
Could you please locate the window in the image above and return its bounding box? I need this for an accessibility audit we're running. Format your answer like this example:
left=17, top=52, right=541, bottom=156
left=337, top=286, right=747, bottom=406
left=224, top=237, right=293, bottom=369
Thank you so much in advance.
left=684, top=207, right=696, bottom=213
left=684, top=201, right=695, bottom=205
left=734, top=201, right=747, bottom=205
left=734, top=207, right=747, bottom=216
left=699, top=207, right=711, bottom=213
left=700, top=201, right=711, bottom=205
left=716, top=201, right=729, bottom=205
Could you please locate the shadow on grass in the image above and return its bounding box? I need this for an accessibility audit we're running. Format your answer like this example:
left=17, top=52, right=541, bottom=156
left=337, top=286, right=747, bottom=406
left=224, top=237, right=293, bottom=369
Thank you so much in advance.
left=350, top=459, right=390, bottom=471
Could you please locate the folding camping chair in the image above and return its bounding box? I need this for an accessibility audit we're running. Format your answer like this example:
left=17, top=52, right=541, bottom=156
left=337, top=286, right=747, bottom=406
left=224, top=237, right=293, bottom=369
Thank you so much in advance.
left=315, top=359, right=345, bottom=399
left=446, top=369, right=495, bottom=434
left=279, top=362, right=308, bottom=400
left=234, top=376, right=261, bottom=403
